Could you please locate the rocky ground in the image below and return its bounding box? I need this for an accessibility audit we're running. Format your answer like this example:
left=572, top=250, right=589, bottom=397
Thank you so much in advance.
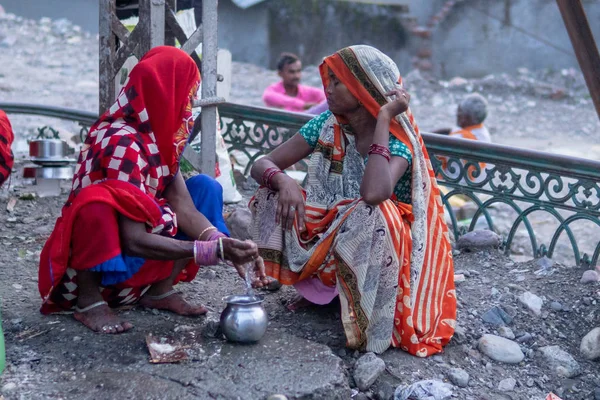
left=0, top=10, right=599, bottom=400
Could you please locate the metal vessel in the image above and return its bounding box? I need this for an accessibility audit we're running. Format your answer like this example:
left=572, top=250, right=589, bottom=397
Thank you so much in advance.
left=219, top=295, right=267, bottom=343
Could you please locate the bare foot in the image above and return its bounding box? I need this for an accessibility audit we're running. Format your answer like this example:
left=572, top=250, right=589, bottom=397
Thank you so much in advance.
left=139, top=292, right=208, bottom=316
left=73, top=304, right=134, bottom=334
left=286, top=294, right=314, bottom=312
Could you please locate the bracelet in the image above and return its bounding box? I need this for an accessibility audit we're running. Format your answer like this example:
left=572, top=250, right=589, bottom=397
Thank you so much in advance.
left=218, top=237, right=224, bottom=261
left=207, top=230, right=227, bottom=241
left=368, top=144, right=391, bottom=162
left=262, top=167, right=283, bottom=190
left=193, top=240, right=219, bottom=266
left=197, top=226, right=217, bottom=241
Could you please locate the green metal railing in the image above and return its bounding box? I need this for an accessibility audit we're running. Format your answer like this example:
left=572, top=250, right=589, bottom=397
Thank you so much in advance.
left=3, top=101, right=600, bottom=267
left=218, top=103, right=600, bottom=267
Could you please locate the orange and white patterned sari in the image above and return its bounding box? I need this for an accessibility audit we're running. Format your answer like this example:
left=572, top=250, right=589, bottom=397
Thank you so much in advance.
left=250, top=45, right=456, bottom=356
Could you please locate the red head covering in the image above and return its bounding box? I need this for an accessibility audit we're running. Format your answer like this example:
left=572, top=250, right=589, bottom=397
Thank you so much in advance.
left=0, top=110, right=15, bottom=187
left=101, top=46, right=200, bottom=171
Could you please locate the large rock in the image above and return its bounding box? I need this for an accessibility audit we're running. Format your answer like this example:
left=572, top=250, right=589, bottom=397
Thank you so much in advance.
left=456, top=230, right=501, bottom=252
left=497, top=377, right=516, bottom=392
left=446, top=368, right=469, bottom=388
left=538, top=346, right=581, bottom=378
left=354, top=352, right=386, bottom=391
left=580, top=327, right=600, bottom=360
left=518, top=291, right=544, bottom=316
left=225, top=207, right=252, bottom=240
left=580, top=270, right=600, bottom=284
left=478, top=334, right=524, bottom=364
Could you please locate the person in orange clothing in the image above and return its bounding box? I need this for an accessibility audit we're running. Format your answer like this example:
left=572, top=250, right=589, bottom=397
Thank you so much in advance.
left=0, top=110, right=15, bottom=187
left=435, top=93, right=491, bottom=142
left=435, top=93, right=490, bottom=180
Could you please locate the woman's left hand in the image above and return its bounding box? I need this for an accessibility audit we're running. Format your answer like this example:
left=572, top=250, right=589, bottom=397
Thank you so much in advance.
left=380, top=88, right=411, bottom=119
left=231, top=256, right=270, bottom=288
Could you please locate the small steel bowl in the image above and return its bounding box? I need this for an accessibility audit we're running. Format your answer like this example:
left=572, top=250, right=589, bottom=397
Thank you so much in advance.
left=219, top=294, right=267, bottom=343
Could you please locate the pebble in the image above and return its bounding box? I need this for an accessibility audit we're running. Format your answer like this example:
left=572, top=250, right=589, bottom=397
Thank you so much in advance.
left=2, top=383, right=17, bottom=393
left=498, top=326, right=516, bottom=340
left=337, top=348, right=347, bottom=358
left=481, top=306, right=513, bottom=326
left=454, top=274, right=466, bottom=283
left=12, top=283, right=23, bottom=290
left=456, top=230, right=501, bottom=252
left=490, top=287, right=500, bottom=296
left=353, top=352, right=386, bottom=391
left=538, top=345, right=581, bottom=378
left=478, top=334, right=524, bottom=364
left=518, top=291, right=544, bottom=316
left=595, top=387, right=600, bottom=400
left=73, top=336, right=82, bottom=342
left=580, top=327, right=600, bottom=360
left=581, top=270, right=600, bottom=283
left=498, top=377, right=516, bottom=392
left=526, top=378, right=535, bottom=387
left=267, top=395, right=288, bottom=400
left=447, top=367, right=470, bottom=388
left=376, top=381, right=395, bottom=400
left=550, top=301, right=563, bottom=311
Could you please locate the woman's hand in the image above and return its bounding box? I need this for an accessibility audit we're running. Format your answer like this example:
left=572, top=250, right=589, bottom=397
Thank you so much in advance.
left=231, top=256, right=270, bottom=288
left=273, top=174, right=306, bottom=231
left=379, top=88, right=411, bottom=120
left=222, top=238, right=259, bottom=264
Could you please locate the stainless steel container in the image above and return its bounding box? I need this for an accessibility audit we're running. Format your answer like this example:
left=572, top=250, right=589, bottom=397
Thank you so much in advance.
left=29, top=139, right=73, bottom=166
left=23, top=166, right=74, bottom=180
left=220, top=295, right=267, bottom=343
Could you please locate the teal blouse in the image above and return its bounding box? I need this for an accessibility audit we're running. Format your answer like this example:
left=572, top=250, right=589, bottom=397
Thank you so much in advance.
left=299, top=111, right=412, bottom=203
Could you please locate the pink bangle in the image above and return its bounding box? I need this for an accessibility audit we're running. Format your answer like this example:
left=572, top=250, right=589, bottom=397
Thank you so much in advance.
left=193, top=240, right=219, bottom=266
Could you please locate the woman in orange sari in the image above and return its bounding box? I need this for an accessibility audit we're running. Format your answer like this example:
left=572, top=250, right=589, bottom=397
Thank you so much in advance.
left=250, top=45, right=456, bottom=356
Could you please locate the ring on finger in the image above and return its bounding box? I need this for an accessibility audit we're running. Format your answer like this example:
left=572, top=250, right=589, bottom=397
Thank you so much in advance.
left=289, top=206, right=296, bottom=211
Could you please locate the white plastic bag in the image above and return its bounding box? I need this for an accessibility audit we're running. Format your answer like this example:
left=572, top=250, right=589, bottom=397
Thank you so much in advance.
left=394, top=380, right=453, bottom=400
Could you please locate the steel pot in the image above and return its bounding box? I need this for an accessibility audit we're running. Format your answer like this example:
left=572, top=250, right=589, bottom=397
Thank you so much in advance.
left=219, top=295, right=267, bottom=343
left=29, top=139, right=72, bottom=164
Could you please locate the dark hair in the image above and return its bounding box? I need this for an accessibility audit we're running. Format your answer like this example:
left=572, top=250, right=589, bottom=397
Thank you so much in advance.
left=277, top=52, right=300, bottom=71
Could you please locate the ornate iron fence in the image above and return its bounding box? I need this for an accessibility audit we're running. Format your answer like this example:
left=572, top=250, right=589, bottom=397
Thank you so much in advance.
left=218, top=103, right=600, bottom=268
left=3, top=101, right=600, bottom=267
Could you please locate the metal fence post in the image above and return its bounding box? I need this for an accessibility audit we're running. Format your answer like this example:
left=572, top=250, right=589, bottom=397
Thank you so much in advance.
left=200, top=0, right=219, bottom=177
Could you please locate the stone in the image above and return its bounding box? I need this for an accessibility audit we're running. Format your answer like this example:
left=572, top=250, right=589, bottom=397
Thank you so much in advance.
left=538, top=346, right=581, bottom=378
left=267, top=395, right=288, bottom=400
left=580, top=327, right=600, bottom=360
left=581, top=270, right=600, bottom=284
left=452, top=325, right=467, bottom=344
left=595, top=387, right=600, bottom=400
left=225, top=208, right=252, bottom=241
left=353, top=352, right=386, bottom=391
left=2, top=383, right=17, bottom=393
left=550, top=301, right=563, bottom=311
left=376, top=381, right=396, bottom=400
left=498, top=326, right=515, bottom=340
left=454, top=274, right=466, bottom=283
left=497, top=377, right=516, bottom=392
left=394, top=380, right=453, bottom=400
left=456, top=230, right=501, bottom=252
left=482, top=306, right=513, bottom=326
left=478, top=334, right=524, bottom=364
left=518, top=291, right=544, bottom=316
left=447, top=368, right=469, bottom=388
left=201, top=316, right=222, bottom=338
left=516, top=333, right=533, bottom=343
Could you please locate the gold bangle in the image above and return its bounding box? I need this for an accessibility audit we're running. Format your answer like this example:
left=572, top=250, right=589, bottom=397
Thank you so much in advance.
left=197, top=226, right=217, bottom=241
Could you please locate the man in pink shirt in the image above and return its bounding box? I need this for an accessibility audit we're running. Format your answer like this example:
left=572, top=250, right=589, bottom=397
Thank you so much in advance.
left=262, top=53, right=326, bottom=113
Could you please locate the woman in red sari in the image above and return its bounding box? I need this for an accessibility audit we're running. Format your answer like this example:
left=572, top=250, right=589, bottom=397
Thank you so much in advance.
left=250, top=45, right=456, bottom=356
left=0, top=110, right=14, bottom=187
left=39, top=47, right=268, bottom=334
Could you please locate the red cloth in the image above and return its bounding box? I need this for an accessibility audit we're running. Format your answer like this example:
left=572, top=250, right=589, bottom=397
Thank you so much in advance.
left=70, top=47, right=200, bottom=235
left=39, top=47, right=201, bottom=314
left=0, top=110, right=15, bottom=186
